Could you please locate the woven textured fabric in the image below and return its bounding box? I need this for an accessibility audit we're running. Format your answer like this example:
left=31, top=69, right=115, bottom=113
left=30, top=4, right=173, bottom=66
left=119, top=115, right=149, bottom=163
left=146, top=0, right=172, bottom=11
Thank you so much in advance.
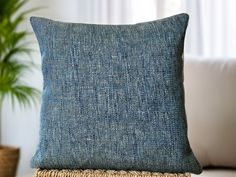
left=30, top=13, right=202, bottom=174
left=35, top=169, right=191, bottom=177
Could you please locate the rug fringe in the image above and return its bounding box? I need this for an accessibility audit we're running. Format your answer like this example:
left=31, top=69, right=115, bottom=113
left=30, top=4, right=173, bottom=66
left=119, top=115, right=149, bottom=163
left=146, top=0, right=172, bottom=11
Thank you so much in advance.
left=35, top=169, right=191, bottom=177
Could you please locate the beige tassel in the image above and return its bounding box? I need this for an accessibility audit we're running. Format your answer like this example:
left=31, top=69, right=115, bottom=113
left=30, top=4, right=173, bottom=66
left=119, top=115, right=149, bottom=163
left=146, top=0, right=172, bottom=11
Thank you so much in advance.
left=35, top=169, right=191, bottom=177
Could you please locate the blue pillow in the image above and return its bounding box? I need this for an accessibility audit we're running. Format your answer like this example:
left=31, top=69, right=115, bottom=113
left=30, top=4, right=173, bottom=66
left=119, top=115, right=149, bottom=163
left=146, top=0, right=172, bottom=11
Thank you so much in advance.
left=30, top=13, right=202, bottom=174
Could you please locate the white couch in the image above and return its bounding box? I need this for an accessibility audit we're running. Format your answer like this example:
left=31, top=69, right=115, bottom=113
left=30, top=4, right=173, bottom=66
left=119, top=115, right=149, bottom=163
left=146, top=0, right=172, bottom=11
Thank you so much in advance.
left=192, top=169, right=236, bottom=177
left=185, top=59, right=236, bottom=176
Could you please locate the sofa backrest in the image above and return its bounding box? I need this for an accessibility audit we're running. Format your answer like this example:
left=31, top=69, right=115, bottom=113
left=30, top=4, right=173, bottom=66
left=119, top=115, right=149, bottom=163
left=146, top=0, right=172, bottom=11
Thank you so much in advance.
left=184, top=58, right=236, bottom=168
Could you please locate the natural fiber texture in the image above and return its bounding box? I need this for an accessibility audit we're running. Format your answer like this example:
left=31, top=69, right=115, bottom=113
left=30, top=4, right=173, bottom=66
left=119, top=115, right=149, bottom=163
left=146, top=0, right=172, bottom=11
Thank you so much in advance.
left=0, top=146, right=20, bottom=177
left=35, top=169, right=191, bottom=177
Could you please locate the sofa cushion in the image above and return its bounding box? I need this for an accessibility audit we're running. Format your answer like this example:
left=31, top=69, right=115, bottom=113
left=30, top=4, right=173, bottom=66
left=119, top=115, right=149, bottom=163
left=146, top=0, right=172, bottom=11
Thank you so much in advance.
left=30, top=13, right=202, bottom=174
left=185, top=59, right=236, bottom=168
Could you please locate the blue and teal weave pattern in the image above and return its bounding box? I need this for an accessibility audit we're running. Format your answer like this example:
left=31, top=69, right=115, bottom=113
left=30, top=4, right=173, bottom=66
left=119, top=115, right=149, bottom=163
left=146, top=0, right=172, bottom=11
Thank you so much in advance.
left=30, top=13, right=202, bottom=174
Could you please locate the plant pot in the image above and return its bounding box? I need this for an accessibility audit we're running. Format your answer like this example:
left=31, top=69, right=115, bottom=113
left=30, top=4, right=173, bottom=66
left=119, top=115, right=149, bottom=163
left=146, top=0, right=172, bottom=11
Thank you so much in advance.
left=0, top=145, right=20, bottom=177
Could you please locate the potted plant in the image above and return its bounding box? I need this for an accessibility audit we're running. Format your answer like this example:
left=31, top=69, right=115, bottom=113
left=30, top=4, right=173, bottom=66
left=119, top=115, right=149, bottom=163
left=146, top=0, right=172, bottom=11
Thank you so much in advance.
left=0, top=0, right=40, bottom=176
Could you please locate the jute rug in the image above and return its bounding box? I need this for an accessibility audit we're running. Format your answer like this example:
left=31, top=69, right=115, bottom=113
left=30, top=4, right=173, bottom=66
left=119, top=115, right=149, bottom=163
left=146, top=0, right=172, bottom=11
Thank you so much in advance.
left=35, top=169, right=191, bottom=177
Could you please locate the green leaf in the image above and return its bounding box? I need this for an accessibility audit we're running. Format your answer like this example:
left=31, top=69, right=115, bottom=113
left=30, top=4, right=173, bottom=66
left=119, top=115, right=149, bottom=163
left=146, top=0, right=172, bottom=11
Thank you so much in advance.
left=9, top=85, right=40, bottom=108
left=0, top=0, right=41, bottom=111
left=2, top=46, right=33, bottom=62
